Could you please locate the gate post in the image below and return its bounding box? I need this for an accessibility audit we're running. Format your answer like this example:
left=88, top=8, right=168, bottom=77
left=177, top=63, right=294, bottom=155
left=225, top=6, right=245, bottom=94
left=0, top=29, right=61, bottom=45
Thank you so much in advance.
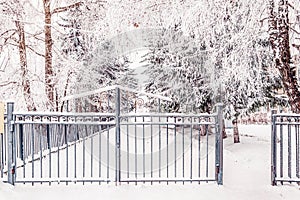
left=215, top=103, right=223, bottom=185
left=115, top=87, right=121, bottom=184
left=271, top=110, right=277, bottom=186
left=7, top=102, right=15, bottom=185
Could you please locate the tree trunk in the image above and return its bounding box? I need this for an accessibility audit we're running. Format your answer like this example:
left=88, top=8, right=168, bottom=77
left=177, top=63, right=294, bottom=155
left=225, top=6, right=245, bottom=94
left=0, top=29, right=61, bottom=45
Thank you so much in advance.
left=43, top=0, right=55, bottom=109
left=268, top=0, right=300, bottom=113
left=232, top=119, right=240, bottom=143
left=15, top=20, right=36, bottom=111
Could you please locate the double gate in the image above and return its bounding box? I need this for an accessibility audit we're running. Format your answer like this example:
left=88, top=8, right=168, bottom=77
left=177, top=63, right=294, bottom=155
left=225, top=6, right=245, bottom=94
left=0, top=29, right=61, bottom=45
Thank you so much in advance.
left=0, top=87, right=223, bottom=185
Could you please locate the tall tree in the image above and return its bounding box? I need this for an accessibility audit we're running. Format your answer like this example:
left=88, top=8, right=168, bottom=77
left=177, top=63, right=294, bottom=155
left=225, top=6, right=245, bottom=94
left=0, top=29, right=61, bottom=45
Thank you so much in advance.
left=177, top=0, right=282, bottom=142
left=143, top=25, right=212, bottom=113
left=268, top=0, right=300, bottom=113
left=15, top=18, right=36, bottom=111
left=42, top=0, right=83, bottom=110
left=0, top=1, right=36, bottom=111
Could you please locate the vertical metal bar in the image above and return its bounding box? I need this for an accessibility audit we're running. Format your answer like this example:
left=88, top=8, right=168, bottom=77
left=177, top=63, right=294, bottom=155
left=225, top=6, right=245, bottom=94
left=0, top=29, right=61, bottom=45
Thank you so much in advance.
left=166, top=116, right=169, bottom=183
left=182, top=117, right=185, bottom=182
left=190, top=117, right=193, bottom=182
left=98, top=124, right=101, bottom=179
left=127, top=118, right=129, bottom=180
left=0, top=133, right=3, bottom=178
left=158, top=99, right=161, bottom=181
left=126, top=94, right=129, bottom=183
left=134, top=107, right=137, bottom=183
left=115, top=87, right=121, bottom=184
left=150, top=116, right=153, bottom=184
left=280, top=114, right=283, bottom=179
left=47, top=124, right=51, bottom=184
left=22, top=124, right=26, bottom=180
left=198, top=117, right=201, bottom=184
left=31, top=123, right=34, bottom=185
left=271, top=110, right=277, bottom=186
left=296, top=118, right=300, bottom=178
left=12, top=113, right=17, bottom=184
left=0, top=107, right=4, bottom=177
left=216, top=104, right=223, bottom=185
left=106, top=123, right=109, bottom=182
left=39, top=124, right=43, bottom=182
left=65, top=124, right=69, bottom=182
left=15, top=124, right=18, bottom=167
left=295, top=118, right=299, bottom=178
left=7, top=102, right=15, bottom=185
left=142, top=116, right=145, bottom=181
left=19, top=124, right=24, bottom=161
left=4, top=121, right=7, bottom=167
left=83, top=125, right=86, bottom=180
left=91, top=125, right=94, bottom=179
left=205, top=124, right=209, bottom=179
left=24, top=125, right=29, bottom=167
left=57, top=124, right=60, bottom=180
left=74, top=124, right=77, bottom=179
left=288, top=118, right=292, bottom=179
left=174, top=117, right=177, bottom=181
left=18, top=124, right=24, bottom=164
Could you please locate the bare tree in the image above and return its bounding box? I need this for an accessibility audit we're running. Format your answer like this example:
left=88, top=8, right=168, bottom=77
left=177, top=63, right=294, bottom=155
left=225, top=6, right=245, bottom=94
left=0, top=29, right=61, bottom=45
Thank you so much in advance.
left=0, top=1, right=36, bottom=111
left=42, top=0, right=83, bottom=110
left=15, top=19, right=36, bottom=111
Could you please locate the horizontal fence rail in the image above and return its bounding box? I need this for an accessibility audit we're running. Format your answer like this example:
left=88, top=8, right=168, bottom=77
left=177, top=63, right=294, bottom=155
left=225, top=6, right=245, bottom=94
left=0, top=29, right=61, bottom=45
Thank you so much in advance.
left=1, top=87, right=223, bottom=186
left=271, top=111, right=300, bottom=185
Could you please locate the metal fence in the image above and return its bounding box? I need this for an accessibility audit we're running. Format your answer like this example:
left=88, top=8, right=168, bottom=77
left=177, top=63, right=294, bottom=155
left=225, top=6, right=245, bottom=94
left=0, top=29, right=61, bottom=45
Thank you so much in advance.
left=1, top=86, right=223, bottom=185
left=271, top=111, right=300, bottom=185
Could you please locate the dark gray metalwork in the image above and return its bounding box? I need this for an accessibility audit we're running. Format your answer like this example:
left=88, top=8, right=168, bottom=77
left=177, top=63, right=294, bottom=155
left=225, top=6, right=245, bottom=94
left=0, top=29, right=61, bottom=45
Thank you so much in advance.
left=1, top=86, right=224, bottom=186
left=271, top=110, right=277, bottom=185
left=7, top=102, right=15, bottom=185
left=215, top=103, right=223, bottom=185
left=115, top=87, right=121, bottom=184
left=271, top=111, right=300, bottom=185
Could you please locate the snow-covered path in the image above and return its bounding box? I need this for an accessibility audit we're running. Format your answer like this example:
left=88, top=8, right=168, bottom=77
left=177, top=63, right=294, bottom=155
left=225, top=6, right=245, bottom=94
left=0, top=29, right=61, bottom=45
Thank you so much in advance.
left=0, top=125, right=299, bottom=200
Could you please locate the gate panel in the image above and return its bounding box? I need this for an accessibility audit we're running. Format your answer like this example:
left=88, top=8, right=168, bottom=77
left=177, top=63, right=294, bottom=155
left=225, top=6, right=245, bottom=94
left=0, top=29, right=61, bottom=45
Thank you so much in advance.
left=271, top=112, right=300, bottom=185
left=11, top=112, right=117, bottom=185
left=119, top=113, right=218, bottom=184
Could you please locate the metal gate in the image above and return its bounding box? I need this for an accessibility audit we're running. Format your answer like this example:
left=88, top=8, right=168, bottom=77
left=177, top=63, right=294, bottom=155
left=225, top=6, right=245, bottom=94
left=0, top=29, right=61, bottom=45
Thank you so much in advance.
left=271, top=111, right=300, bottom=185
left=0, top=86, right=223, bottom=185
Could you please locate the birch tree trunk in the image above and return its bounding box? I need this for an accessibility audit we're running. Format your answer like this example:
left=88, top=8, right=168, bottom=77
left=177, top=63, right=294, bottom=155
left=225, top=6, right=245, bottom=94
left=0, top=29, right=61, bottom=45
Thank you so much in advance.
left=15, top=20, right=36, bottom=111
left=43, top=0, right=55, bottom=109
left=268, top=0, right=300, bottom=113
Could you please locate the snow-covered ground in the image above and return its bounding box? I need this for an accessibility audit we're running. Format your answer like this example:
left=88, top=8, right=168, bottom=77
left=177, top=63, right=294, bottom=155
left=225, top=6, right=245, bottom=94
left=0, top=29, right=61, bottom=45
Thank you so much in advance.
left=0, top=125, right=299, bottom=200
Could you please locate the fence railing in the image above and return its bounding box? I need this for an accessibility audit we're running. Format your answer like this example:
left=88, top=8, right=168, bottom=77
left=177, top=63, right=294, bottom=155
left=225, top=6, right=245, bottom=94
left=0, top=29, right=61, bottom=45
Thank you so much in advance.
left=1, top=87, right=223, bottom=186
left=271, top=111, right=300, bottom=185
